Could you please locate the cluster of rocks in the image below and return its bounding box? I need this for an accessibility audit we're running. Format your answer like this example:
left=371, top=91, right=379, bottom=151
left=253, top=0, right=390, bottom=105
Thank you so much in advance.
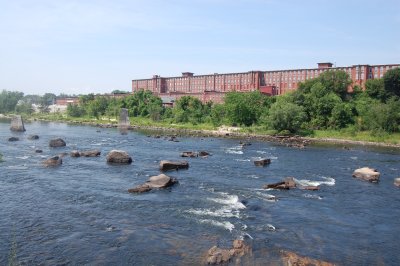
left=7, top=134, right=39, bottom=142
left=205, top=240, right=251, bottom=265
left=274, top=135, right=311, bottom=149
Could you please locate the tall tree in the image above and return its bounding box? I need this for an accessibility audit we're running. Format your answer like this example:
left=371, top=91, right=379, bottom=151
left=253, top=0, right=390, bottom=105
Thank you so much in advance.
left=383, top=68, right=400, bottom=97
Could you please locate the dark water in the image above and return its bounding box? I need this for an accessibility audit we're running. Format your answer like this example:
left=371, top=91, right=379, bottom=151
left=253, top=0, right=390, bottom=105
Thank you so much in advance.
left=1, top=121, right=400, bottom=265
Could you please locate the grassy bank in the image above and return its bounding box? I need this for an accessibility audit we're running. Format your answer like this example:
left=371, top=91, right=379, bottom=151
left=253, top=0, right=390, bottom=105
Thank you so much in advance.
left=24, top=113, right=400, bottom=146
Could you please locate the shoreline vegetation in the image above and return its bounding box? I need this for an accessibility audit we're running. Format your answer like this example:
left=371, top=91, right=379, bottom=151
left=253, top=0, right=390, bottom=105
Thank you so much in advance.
left=1, top=68, right=399, bottom=148
left=3, top=113, right=398, bottom=148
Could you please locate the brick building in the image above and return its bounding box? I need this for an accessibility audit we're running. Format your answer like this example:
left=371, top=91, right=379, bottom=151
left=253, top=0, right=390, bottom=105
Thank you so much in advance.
left=132, top=63, right=400, bottom=104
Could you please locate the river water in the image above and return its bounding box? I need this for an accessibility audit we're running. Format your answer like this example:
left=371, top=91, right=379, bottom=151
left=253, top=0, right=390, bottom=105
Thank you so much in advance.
left=1, top=121, right=399, bottom=265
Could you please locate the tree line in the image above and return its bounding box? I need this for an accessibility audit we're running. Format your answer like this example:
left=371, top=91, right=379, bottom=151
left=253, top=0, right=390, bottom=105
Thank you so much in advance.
left=1, top=68, right=399, bottom=135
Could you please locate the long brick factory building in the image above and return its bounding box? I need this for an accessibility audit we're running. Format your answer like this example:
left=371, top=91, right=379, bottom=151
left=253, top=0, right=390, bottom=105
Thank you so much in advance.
left=132, top=63, right=400, bottom=104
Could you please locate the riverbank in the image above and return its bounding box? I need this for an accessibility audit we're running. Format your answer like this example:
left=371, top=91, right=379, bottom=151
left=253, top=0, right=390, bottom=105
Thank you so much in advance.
left=17, top=114, right=400, bottom=149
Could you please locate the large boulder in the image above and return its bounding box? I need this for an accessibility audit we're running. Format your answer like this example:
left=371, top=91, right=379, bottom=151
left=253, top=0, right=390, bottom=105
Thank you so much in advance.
left=128, top=174, right=178, bottom=193
left=264, top=177, right=296, bottom=190
left=8, top=137, right=19, bottom=142
left=159, top=160, right=189, bottom=171
left=106, top=150, right=132, bottom=164
left=42, top=156, right=62, bottom=167
left=352, top=167, right=380, bottom=183
left=205, top=240, right=251, bottom=265
left=49, top=138, right=66, bottom=148
left=254, top=158, right=271, bottom=166
left=80, top=150, right=101, bottom=157
left=394, top=178, right=400, bottom=187
left=10, top=115, right=25, bottom=132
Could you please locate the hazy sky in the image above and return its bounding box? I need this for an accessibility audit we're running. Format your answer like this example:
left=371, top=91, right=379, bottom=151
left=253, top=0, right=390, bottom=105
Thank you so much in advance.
left=1, top=0, right=399, bottom=95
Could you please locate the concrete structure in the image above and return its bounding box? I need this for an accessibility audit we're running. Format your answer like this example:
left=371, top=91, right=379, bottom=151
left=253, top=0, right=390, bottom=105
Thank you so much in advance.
left=132, top=63, right=400, bottom=104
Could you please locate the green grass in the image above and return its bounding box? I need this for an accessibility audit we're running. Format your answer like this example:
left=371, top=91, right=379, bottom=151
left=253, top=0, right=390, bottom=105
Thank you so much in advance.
left=24, top=113, right=400, bottom=145
left=312, top=129, right=400, bottom=145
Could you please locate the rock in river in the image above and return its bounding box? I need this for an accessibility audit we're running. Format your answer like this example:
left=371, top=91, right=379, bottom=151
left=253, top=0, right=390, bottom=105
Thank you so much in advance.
left=42, top=156, right=62, bottom=167
left=254, top=158, right=271, bottom=166
left=70, top=150, right=81, bottom=157
left=128, top=174, right=178, bottom=193
left=106, top=150, right=132, bottom=164
left=28, top=135, right=39, bottom=140
left=159, top=160, right=189, bottom=171
left=8, top=137, right=19, bottom=142
left=264, top=177, right=296, bottom=190
left=181, top=151, right=198, bottom=158
left=352, top=167, right=380, bottom=183
left=280, top=250, right=335, bottom=266
left=80, top=150, right=101, bottom=157
left=205, top=239, right=251, bottom=265
left=49, top=138, right=66, bottom=148
left=394, top=178, right=400, bottom=187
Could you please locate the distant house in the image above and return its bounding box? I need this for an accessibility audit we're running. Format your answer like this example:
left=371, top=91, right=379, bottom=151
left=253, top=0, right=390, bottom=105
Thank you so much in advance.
left=56, top=97, right=79, bottom=106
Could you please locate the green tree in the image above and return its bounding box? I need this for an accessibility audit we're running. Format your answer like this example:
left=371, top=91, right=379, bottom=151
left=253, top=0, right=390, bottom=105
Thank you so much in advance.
left=383, top=68, right=400, bottom=97
left=329, top=103, right=354, bottom=129
left=173, top=96, right=206, bottom=124
left=318, top=70, right=351, bottom=99
left=268, top=99, right=307, bottom=133
left=365, top=79, right=387, bottom=102
left=210, top=104, right=227, bottom=126
left=0, top=90, right=24, bottom=113
left=67, top=103, right=86, bottom=117
left=224, top=91, right=269, bottom=126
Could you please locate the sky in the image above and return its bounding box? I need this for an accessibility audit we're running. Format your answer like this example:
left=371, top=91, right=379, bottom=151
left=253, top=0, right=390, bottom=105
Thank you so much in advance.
left=0, top=0, right=399, bottom=95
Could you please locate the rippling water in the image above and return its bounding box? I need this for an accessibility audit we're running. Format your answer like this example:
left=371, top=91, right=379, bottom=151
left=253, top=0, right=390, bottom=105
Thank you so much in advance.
left=1, top=121, right=400, bottom=265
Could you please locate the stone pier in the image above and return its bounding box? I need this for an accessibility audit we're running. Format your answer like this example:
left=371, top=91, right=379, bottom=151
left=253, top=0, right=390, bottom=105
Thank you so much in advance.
left=118, top=108, right=130, bottom=134
left=10, top=115, right=26, bottom=132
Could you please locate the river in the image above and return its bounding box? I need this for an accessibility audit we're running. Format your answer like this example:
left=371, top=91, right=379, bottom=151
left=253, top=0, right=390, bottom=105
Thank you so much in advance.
left=1, top=121, right=399, bottom=265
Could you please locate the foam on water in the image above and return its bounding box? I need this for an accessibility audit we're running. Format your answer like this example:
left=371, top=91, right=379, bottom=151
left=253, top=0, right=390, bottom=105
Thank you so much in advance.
left=199, top=219, right=235, bottom=232
left=187, top=208, right=240, bottom=218
left=16, top=156, right=30, bottom=160
left=255, top=192, right=277, bottom=202
left=294, top=176, right=335, bottom=187
left=208, top=193, right=246, bottom=209
left=302, top=193, right=323, bottom=200
left=235, top=159, right=250, bottom=162
left=256, top=150, right=267, bottom=154
left=226, top=150, right=243, bottom=155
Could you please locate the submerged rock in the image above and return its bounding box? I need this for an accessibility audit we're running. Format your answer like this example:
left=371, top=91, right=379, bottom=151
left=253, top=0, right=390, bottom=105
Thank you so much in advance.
left=70, top=150, right=81, bottom=157
left=42, top=156, right=62, bottom=167
left=198, top=151, right=210, bottom=157
left=264, top=177, right=296, bottom=190
left=8, top=137, right=19, bottom=142
left=28, top=135, right=39, bottom=140
left=254, top=158, right=271, bottom=166
left=128, top=174, right=178, bottom=193
left=352, top=167, right=380, bottom=183
left=35, top=149, right=43, bottom=153
left=181, top=151, right=198, bottom=157
left=159, top=160, right=189, bottom=171
left=49, top=138, right=66, bottom=148
left=301, top=186, right=320, bottom=191
left=205, top=239, right=251, bottom=265
left=106, top=150, right=132, bottom=164
left=80, top=150, right=101, bottom=157
left=280, top=250, right=335, bottom=266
